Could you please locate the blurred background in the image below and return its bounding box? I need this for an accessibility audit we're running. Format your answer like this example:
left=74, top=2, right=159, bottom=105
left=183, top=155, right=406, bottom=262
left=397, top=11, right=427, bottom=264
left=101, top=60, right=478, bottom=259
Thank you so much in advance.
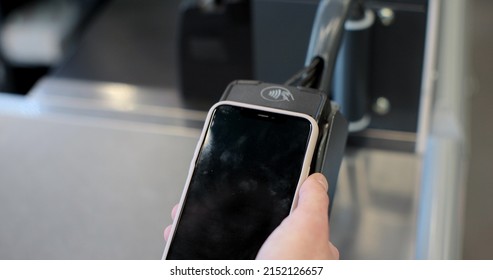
left=0, top=0, right=491, bottom=259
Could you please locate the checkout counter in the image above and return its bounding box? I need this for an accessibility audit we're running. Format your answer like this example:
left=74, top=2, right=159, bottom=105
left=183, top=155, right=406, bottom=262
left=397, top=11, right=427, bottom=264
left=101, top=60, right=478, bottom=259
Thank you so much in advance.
left=0, top=0, right=477, bottom=259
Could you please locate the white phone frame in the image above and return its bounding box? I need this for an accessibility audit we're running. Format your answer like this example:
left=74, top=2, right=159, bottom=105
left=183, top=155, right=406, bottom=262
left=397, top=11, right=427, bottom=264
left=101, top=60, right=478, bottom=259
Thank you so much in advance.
left=162, top=100, right=319, bottom=259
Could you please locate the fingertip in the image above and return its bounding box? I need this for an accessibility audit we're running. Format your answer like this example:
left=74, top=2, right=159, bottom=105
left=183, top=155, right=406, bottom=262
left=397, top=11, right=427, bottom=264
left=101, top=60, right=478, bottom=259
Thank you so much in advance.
left=296, top=173, right=330, bottom=215
left=171, top=204, right=179, bottom=220
left=300, top=173, right=329, bottom=197
left=164, top=224, right=173, bottom=241
left=310, top=173, right=329, bottom=192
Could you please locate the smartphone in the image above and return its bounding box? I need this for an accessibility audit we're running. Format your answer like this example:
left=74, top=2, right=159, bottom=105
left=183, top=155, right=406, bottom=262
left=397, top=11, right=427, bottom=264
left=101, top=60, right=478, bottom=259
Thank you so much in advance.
left=163, top=100, right=319, bottom=260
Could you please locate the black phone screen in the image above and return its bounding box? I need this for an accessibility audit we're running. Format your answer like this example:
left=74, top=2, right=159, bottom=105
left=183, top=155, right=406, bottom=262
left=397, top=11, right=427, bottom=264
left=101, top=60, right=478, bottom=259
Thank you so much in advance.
left=166, top=104, right=314, bottom=259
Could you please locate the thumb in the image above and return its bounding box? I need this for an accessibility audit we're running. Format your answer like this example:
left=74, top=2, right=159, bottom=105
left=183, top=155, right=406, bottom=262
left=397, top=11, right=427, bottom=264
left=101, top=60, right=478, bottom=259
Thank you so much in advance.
left=295, top=173, right=330, bottom=217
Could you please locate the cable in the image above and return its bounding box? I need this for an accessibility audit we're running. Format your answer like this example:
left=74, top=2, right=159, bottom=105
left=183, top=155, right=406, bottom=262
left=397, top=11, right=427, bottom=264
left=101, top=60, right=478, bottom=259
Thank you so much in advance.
left=284, top=57, right=324, bottom=89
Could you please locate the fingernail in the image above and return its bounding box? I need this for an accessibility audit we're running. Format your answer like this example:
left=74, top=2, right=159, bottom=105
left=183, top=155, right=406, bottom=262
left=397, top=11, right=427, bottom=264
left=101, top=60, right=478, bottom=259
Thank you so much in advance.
left=313, top=173, right=329, bottom=192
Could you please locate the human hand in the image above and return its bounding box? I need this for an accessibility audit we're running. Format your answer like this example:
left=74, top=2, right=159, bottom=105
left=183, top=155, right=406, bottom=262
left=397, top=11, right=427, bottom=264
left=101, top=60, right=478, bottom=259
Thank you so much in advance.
left=255, top=173, right=339, bottom=259
left=164, top=173, right=339, bottom=260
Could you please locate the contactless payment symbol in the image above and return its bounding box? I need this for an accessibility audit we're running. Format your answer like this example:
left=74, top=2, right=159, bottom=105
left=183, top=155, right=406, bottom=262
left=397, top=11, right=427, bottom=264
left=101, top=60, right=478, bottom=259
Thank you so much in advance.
left=260, top=86, right=294, bottom=102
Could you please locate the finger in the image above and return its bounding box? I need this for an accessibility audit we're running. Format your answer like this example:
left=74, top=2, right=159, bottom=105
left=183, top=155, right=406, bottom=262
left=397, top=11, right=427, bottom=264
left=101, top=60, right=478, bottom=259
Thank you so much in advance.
left=296, top=173, right=330, bottom=217
left=329, top=241, right=340, bottom=260
left=164, top=224, right=173, bottom=242
left=171, top=204, right=179, bottom=220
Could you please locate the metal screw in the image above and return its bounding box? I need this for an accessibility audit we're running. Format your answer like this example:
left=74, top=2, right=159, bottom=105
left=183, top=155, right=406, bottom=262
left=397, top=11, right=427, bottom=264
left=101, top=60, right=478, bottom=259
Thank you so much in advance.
left=378, top=7, right=395, bottom=26
left=373, top=97, right=391, bottom=115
